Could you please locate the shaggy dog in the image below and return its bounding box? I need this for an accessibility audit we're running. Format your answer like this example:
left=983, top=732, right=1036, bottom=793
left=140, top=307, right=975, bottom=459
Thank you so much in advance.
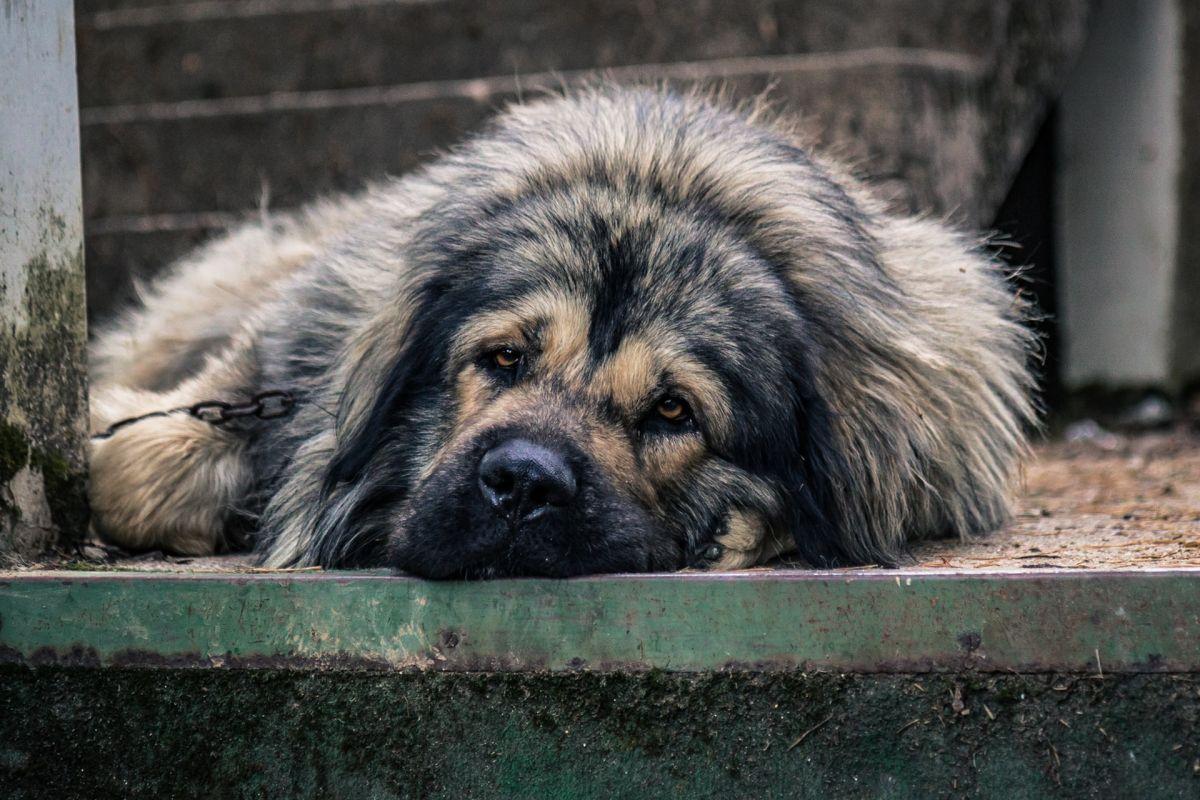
left=88, top=86, right=1036, bottom=577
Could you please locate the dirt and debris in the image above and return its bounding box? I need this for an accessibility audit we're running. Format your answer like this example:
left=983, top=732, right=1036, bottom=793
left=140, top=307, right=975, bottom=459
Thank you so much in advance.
left=911, top=426, right=1200, bottom=569
left=7, top=428, right=1200, bottom=574
left=785, top=713, right=833, bottom=751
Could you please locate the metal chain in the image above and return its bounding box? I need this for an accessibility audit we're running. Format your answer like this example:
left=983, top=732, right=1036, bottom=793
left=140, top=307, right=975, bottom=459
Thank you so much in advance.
left=91, top=390, right=298, bottom=441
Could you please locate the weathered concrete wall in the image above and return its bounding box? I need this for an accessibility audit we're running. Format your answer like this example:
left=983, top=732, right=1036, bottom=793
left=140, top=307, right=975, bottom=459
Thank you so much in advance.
left=1, top=669, right=1196, bottom=799
left=73, top=0, right=1089, bottom=324
left=0, top=0, right=90, bottom=560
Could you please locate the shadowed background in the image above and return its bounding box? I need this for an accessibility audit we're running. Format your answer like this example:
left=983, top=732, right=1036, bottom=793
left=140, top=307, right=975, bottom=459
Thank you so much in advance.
left=72, top=0, right=1200, bottom=416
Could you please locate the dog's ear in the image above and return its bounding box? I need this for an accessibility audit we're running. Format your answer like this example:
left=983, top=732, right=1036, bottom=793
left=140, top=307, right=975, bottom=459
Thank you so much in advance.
left=322, top=281, right=451, bottom=492
left=780, top=354, right=901, bottom=569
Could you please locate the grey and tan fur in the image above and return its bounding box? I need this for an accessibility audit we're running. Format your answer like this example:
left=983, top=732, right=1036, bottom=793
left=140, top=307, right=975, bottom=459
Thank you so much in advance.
left=89, top=86, right=1036, bottom=577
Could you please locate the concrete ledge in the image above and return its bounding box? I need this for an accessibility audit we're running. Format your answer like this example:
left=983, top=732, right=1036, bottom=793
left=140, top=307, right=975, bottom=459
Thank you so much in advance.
left=3, top=569, right=1198, bottom=673
left=4, top=570, right=1198, bottom=797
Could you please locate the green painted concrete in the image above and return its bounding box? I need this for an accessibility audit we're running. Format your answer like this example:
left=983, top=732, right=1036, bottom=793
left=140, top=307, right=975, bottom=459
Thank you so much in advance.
left=2, top=570, right=1198, bottom=672
left=1, top=570, right=1197, bottom=797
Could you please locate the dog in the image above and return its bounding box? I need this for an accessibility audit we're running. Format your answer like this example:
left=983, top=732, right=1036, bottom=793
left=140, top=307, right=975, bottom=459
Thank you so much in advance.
left=88, top=86, right=1036, bottom=578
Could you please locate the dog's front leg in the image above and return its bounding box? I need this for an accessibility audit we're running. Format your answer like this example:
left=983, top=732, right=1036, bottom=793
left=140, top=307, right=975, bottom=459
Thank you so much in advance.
left=88, top=345, right=260, bottom=556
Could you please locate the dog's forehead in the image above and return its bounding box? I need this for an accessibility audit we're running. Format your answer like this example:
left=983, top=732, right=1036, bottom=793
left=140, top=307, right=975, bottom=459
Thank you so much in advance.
left=447, top=182, right=799, bottom=424
left=477, top=178, right=772, bottom=294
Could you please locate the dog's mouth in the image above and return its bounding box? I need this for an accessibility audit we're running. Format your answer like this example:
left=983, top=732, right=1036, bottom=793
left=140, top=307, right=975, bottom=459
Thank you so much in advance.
left=384, top=432, right=682, bottom=579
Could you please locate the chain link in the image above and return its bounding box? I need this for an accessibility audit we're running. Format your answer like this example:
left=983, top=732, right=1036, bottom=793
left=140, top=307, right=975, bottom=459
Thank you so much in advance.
left=91, top=390, right=298, bottom=440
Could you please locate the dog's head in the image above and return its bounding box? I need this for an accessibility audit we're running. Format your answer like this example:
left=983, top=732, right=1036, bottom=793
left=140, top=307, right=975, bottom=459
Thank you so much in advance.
left=325, top=191, right=840, bottom=577
left=302, top=88, right=1034, bottom=577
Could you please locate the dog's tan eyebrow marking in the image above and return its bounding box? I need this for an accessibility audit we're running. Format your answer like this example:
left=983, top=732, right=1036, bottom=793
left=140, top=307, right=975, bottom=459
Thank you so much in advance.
left=450, top=290, right=590, bottom=377
left=534, top=293, right=590, bottom=385
left=451, top=311, right=528, bottom=364
left=590, top=329, right=734, bottom=443
left=589, top=335, right=659, bottom=412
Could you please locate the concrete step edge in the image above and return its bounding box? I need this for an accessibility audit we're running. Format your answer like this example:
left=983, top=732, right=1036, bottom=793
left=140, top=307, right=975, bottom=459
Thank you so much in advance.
left=80, top=47, right=987, bottom=124
left=81, top=0, right=442, bottom=31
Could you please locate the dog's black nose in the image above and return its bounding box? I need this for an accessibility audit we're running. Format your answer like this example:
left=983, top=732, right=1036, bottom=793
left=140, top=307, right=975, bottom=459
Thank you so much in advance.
left=478, top=439, right=577, bottom=522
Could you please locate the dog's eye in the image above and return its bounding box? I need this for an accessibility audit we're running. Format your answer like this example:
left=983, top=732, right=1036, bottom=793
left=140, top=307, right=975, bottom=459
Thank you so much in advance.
left=655, top=396, right=691, bottom=423
left=491, top=347, right=522, bottom=369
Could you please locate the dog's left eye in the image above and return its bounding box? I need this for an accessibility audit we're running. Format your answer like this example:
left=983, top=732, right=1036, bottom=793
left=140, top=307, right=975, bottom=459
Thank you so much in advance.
left=491, top=347, right=522, bottom=369
left=655, top=396, right=691, bottom=423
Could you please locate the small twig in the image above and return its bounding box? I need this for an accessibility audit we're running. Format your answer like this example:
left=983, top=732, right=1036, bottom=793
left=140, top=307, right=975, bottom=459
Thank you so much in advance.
left=1049, top=744, right=1062, bottom=786
left=787, top=714, right=833, bottom=751
left=241, top=565, right=324, bottom=573
left=1095, top=648, right=1104, bottom=678
left=983, top=704, right=996, bottom=721
left=896, top=718, right=922, bottom=735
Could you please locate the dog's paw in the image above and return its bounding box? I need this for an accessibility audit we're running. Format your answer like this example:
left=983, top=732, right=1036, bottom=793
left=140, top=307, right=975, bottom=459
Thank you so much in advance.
left=706, top=510, right=793, bottom=570
left=89, top=413, right=248, bottom=556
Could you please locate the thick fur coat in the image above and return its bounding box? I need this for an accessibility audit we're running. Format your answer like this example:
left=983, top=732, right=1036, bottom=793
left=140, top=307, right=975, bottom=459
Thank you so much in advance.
left=89, top=86, right=1036, bottom=577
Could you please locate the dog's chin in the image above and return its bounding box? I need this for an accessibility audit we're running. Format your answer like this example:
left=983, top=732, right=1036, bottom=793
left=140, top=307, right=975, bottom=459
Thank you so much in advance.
left=383, top=457, right=684, bottom=579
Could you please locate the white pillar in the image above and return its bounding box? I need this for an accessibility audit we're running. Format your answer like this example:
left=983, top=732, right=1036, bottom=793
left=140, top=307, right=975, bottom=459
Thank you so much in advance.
left=1057, top=0, right=1183, bottom=390
left=0, top=0, right=89, bottom=559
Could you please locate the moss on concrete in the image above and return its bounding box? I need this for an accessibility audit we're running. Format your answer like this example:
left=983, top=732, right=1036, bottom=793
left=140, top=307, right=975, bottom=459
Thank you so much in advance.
left=0, top=423, right=30, bottom=488
left=28, top=446, right=88, bottom=538
left=0, top=423, right=31, bottom=522
left=0, top=420, right=88, bottom=548
left=0, top=247, right=89, bottom=558
left=0, top=668, right=1196, bottom=799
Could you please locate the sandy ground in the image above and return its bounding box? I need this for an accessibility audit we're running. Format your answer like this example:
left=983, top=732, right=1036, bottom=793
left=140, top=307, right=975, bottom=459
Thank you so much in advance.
left=911, top=427, right=1200, bottom=569
left=15, top=427, right=1200, bottom=574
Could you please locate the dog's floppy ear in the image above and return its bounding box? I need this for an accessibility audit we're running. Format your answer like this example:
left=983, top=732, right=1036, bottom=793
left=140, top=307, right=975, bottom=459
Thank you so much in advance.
left=780, top=351, right=900, bottom=569
left=764, top=188, right=1035, bottom=569
left=322, top=279, right=451, bottom=492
